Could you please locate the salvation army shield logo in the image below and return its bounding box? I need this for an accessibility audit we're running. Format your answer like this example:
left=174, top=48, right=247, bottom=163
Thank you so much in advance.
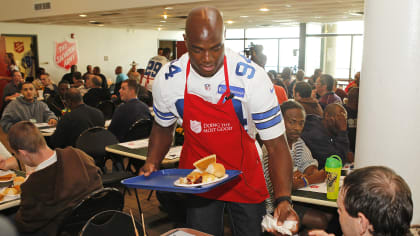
left=54, top=40, right=78, bottom=70
left=14, top=41, right=24, bottom=53
left=190, top=120, right=202, bottom=134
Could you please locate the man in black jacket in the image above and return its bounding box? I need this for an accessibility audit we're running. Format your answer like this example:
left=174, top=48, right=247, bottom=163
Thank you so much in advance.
left=50, top=88, right=104, bottom=148
left=301, top=103, right=351, bottom=168
left=83, top=75, right=111, bottom=108
left=108, top=79, right=151, bottom=141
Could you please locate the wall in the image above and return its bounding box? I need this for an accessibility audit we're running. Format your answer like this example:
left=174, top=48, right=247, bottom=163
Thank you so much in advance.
left=0, top=22, right=184, bottom=83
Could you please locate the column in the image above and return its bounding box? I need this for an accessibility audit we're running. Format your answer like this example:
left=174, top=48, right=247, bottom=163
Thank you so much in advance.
left=356, top=0, right=420, bottom=224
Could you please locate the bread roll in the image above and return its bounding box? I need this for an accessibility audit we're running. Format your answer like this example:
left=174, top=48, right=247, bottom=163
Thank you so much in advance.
left=202, top=173, right=217, bottom=183
left=206, top=163, right=226, bottom=178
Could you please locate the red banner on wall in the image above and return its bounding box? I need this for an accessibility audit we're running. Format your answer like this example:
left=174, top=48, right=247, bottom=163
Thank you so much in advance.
left=14, top=41, right=24, bottom=53
left=54, top=40, right=78, bottom=70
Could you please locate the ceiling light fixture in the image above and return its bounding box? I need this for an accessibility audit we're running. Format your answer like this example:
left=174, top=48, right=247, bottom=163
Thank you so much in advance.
left=98, top=24, right=104, bottom=27
left=164, top=7, right=173, bottom=10
left=160, top=20, right=166, bottom=23
left=158, top=27, right=162, bottom=31
left=259, top=8, right=270, bottom=12
left=227, top=20, right=234, bottom=24
left=285, top=4, right=292, bottom=8
left=240, top=15, right=249, bottom=18
left=349, top=11, right=364, bottom=16
left=88, top=20, right=97, bottom=23
left=79, top=14, right=87, bottom=17
left=163, top=14, right=168, bottom=19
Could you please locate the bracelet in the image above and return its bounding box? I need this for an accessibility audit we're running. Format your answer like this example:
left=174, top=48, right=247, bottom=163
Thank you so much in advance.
left=274, top=196, right=292, bottom=207
left=302, top=176, right=309, bottom=187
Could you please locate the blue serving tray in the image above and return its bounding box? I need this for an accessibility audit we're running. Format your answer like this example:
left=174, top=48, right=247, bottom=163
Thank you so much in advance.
left=122, top=169, right=241, bottom=194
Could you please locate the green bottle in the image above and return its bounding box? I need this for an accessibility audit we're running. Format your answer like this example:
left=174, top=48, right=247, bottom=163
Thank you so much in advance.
left=325, top=155, right=342, bottom=200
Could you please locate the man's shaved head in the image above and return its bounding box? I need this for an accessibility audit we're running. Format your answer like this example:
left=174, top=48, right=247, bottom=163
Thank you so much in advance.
left=184, top=7, right=225, bottom=77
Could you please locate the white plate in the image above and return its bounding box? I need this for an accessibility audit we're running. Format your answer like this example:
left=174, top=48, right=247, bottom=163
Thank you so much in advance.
left=0, top=171, right=14, bottom=183
left=174, top=174, right=229, bottom=187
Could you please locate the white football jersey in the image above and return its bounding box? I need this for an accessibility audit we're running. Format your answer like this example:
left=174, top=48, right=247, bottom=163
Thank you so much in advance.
left=152, top=48, right=285, bottom=141
left=141, top=55, right=169, bottom=92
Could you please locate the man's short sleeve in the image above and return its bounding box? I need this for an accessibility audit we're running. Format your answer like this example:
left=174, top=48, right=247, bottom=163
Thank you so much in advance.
left=152, top=64, right=177, bottom=127
left=247, top=69, right=285, bottom=140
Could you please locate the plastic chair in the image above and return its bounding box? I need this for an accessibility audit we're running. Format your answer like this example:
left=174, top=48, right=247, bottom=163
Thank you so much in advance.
left=58, top=188, right=124, bottom=236
left=122, top=118, right=153, bottom=142
left=80, top=210, right=144, bottom=236
left=76, top=127, right=118, bottom=171
left=96, top=100, right=115, bottom=120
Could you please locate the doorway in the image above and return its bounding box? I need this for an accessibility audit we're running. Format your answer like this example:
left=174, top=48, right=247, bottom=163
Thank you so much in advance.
left=1, top=34, right=39, bottom=81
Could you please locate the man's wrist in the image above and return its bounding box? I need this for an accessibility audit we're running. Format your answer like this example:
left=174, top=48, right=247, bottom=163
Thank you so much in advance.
left=274, top=196, right=292, bottom=207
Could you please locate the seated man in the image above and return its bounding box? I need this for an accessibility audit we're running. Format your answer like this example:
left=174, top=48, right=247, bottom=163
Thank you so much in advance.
left=263, top=100, right=328, bottom=229
left=6, top=121, right=103, bottom=236
left=46, top=80, right=70, bottom=117
left=83, top=75, right=111, bottom=108
left=0, top=82, right=57, bottom=133
left=301, top=103, right=350, bottom=168
left=50, top=88, right=105, bottom=148
left=108, top=79, right=151, bottom=142
left=2, top=70, right=24, bottom=110
left=344, top=88, right=359, bottom=153
left=294, top=81, right=323, bottom=117
left=39, top=73, right=58, bottom=100
left=315, top=74, right=342, bottom=109
left=309, top=166, right=413, bottom=236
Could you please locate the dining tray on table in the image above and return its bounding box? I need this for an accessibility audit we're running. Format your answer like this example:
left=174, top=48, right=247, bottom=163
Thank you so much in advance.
left=122, top=169, right=241, bottom=194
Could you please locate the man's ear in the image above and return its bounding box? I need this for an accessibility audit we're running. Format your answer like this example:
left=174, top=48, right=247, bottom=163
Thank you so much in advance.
left=357, top=212, right=372, bottom=235
left=183, top=34, right=188, bottom=48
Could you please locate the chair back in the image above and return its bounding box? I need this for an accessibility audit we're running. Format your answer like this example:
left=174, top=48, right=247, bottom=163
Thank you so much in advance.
left=123, top=118, right=153, bottom=142
left=58, top=188, right=124, bottom=236
left=76, top=127, right=118, bottom=170
left=96, top=100, right=115, bottom=120
left=80, top=210, right=143, bottom=236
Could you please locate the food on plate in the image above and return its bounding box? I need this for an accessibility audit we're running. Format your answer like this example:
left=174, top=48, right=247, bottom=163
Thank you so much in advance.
left=0, top=173, right=15, bottom=181
left=178, top=155, right=226, bottom=185
left=3, top=187, right=19, bottom=195
left=193, top=154, right=216, bottom=172
left=0, top=193, right=4, bottom=201
left=13, top=185, right=21, bottom=194
left=206, top=163, right=226, bottom=178
left=13, top=176, right=25, bottom=186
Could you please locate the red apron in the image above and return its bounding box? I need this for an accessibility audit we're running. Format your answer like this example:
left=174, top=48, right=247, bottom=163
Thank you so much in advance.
left=180, top=57, right=268, bottom=203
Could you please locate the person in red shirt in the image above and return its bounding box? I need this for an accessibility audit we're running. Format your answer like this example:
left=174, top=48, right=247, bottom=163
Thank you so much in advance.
left=345, top=72, right=360, bottom=93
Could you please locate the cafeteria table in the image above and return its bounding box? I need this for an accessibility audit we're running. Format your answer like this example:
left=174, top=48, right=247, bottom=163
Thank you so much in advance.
left=105, top=140, right=181, bottom=218
left=105, top=140, right=180, bottom=165
left=291, top=168, right=351, bottom=208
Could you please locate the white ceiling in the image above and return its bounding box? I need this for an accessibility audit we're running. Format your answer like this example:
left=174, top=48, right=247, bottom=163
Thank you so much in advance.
left=1, top=0, right=364, bottom=30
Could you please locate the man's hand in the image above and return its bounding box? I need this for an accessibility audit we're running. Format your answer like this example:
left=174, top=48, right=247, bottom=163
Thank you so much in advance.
left=138, top=162, right=158, bottom=177
left=308, top=230, right=335, bottom=236
left=48, top=119, right=57, bottom=126
left=273, top=201, right=299, bottom=234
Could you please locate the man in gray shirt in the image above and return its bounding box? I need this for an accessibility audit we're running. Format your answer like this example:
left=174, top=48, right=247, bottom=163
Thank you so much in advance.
left=0, top=82, right=57, bottom=132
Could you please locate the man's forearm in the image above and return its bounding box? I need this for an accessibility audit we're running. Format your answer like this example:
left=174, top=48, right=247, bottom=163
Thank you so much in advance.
left=265, top=135, right=293, bottom=198
left=146, top=121, right=175, bottom=166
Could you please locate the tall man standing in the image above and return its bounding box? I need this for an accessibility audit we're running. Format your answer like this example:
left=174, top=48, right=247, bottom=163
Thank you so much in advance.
left=140, top=7, right=297, bottom=235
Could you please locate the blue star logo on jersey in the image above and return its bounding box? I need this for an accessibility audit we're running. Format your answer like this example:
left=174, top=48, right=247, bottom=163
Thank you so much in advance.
left=270, top=87, right=274, bottom=93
